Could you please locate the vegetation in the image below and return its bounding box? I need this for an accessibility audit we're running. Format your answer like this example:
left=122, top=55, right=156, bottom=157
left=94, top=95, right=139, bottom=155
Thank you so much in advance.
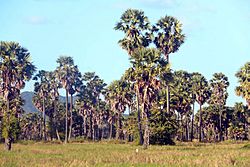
left=0, top=9, right=249, bottom=166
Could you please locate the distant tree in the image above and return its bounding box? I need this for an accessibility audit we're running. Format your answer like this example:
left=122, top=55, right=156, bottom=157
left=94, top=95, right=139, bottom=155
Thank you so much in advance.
left=0, top=41, right=36, bottom=150
left=228, top=102, right=248, bottom=140
left=235, top=62, right=250, bottom=109
left=208, top=73, right=229, bottom=141
left=192, top=73, right=210, bottom=142
left=33, top=70, right=50, bottom=141
left=170, top=70, right=193, bottom=141
left=68, top=66, right=82, bottom=140
left=55, top=56, right=75, bottom=143
left=106, top=79, right=132, bottom=140
left=76, top=72, right=106, bottom=140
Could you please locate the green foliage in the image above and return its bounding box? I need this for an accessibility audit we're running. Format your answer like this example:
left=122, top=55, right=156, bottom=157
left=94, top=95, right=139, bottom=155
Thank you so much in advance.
left=150, top=107, right=177, bottom=145
left=2, top=111, right=20, bottom=141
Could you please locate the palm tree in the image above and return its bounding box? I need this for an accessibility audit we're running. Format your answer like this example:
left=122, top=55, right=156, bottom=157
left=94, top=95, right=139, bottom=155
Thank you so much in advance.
left=129, top=48, right=166, bottom=149
left=68, top=66, right=82, bottom=140
left=114, top=9, right=151, bottom=55
left=115, top=9, right=152, bottom=144
left=235, top=62, right=250, bottom=109
left=0, top=41, right=36, bottom=150
left=106, top=79, right=132, bottom=140
left=170, top=70, right=193, bottom=141
left=33, top=70, right=50, bottom=141
left=209, top=73, right=229, bottom=141
left=192, top=73, right=210, bottom=142
left=152, top=15, right=185, bottom=114
left=76, top=72, right=106, bottom=140
left=46, top=71, right=61, bottom=141
left=190, top=72, right=199, bottom=141
left=55, top=56, right=75, bottom=143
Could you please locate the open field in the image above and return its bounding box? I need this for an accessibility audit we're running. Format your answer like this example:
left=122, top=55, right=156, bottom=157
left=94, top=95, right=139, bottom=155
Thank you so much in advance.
left=0, top=141, right=250, bottom=167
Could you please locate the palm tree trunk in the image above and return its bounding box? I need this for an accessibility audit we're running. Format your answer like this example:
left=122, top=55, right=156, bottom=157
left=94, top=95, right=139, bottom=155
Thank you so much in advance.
left=165, top=54, right=170, bottom=114
left=180, top=114, right=183, bottom=141
left=5, top=98, right=11, bottom=151
left=68, top=94, right=73, bottom=140
left=83, top=115, right=87, bottom=137
left=199, top=104, right=202, bottom=142
left=42, top=96, right=46, bottom=141
left=65, top=89, right=69, bottom=143
left=136, top=85, right=143, bottom=145
left=56, top=128, right=61, bottom=142
left=54, top=99, right=61, bottom=142
left=143, top=108, right=149, bottom=149
left=109, top=117, right=113, bottom=139
left=219, top=111, right=222, bottom=141
left=186, top=117, right=189, bottom=141
left=90, top=113, right=93, bottom=140
left=191, top=103, right=195, bottom=141
left=166, top=86, right=170, bottom=113
left=116, top=112, right=122, bottom=140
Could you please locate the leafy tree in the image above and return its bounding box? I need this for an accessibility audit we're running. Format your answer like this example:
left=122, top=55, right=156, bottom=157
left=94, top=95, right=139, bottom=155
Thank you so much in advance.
left=0, top=41, right=36, bottom=150
left=150, top=89, right=178, bottom=145
left=19, top=113, right=42, bottom=140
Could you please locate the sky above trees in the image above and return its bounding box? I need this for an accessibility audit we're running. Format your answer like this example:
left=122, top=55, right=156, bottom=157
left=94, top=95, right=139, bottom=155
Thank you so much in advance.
left=0, top=0, right=249, bottom=106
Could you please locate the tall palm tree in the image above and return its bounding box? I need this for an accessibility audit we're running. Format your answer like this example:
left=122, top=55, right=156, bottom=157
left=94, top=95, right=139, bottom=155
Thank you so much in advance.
left=190, top=72, right=199, bottom=141
left=129, top=48, right=167, bottom=149
left=115, top=9, right=152, bottom=145
left=235, top=62, right=250, bottom=109
left=152, top=16, right=185, bottom=114
left=55, top=56, right=74, bottom=143
left=0, top=41, right=36, bottom=150
left=46, top=71, right=61, bottom=141
left=68, top=66, right=82, bottom=140
left=192, top=73, right=210, bottom=142
left=209, top=72, right=229, bottom=141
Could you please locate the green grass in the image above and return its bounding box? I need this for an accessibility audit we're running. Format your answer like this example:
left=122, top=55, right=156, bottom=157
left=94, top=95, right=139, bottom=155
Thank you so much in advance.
left=0, top=141, right=249, bottom=167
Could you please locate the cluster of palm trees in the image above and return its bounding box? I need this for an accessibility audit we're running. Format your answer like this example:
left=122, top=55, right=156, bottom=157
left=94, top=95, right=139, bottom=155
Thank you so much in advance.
left=0, top=9, right=249, bottom=151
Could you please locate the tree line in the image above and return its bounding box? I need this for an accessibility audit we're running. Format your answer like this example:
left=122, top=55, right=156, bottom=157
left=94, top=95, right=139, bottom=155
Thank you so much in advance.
left=0, top=9, right=249, bottom=151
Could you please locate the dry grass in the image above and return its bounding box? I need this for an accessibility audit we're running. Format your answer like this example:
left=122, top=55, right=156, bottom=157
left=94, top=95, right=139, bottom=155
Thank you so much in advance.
left=0, top=141, right=249, bottom=167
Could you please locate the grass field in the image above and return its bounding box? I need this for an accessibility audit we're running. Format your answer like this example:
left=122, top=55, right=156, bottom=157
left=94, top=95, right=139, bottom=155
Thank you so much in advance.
left=0, top=141, right=249, bottom=167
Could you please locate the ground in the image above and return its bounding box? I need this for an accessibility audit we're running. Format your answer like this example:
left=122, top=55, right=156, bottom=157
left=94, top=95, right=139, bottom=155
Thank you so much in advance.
left=0, top=141, right=249, bottom=167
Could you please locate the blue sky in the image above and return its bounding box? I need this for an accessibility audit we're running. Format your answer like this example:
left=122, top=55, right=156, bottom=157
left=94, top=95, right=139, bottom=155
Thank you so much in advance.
left=0, top=0, right=249, bottom=106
